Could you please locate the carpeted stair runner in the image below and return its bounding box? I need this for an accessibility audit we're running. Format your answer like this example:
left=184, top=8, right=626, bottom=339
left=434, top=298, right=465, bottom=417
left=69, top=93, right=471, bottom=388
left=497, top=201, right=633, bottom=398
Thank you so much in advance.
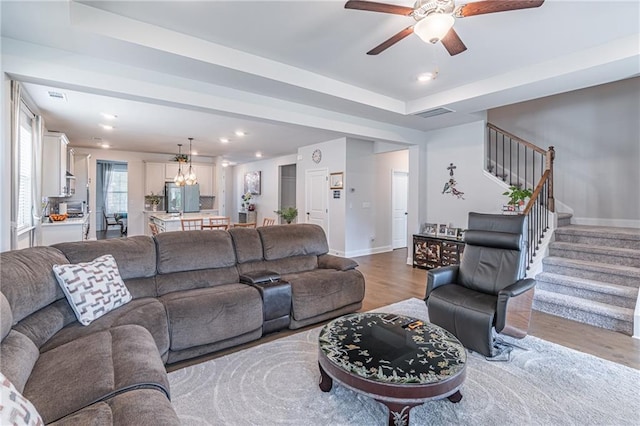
left=534, top=224, right=640, bottom=335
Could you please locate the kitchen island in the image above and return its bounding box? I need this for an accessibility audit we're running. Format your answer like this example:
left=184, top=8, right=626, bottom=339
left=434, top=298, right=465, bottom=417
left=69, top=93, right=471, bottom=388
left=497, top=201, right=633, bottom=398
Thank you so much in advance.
left=41, top=216, right=89, bottom=245
left=145, top=211, right=221, bottom=235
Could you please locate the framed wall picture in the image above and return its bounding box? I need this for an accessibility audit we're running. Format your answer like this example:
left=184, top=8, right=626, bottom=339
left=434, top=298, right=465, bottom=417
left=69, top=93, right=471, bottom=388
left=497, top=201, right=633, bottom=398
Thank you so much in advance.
left=330, top=172, right=344, bottom=189
left=244, top=171, right=261, bottom=195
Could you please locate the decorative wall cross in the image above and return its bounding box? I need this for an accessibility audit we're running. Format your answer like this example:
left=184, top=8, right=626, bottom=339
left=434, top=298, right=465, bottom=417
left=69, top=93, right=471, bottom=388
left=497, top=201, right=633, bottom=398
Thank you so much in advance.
left=442, top=163, right=465, bottom=199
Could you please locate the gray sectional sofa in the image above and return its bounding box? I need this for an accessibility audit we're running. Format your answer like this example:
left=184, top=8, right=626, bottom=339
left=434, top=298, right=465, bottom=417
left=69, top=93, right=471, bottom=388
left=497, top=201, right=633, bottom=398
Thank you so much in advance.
left=0, top=224, right=365, bottom=424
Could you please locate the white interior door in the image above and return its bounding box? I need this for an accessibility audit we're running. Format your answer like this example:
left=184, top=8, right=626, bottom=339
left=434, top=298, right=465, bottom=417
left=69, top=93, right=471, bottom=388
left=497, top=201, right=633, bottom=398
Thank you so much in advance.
left=392, top=171, right=408, bottom=249
left=305, top=169, right=328, bottom=233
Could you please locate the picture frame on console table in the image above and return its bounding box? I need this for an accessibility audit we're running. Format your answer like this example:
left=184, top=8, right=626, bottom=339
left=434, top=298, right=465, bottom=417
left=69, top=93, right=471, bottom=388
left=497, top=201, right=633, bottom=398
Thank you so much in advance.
left=438, top=224, right=447, bottom=236
left=421, top=223, right=437, bottom=236
left=446, top=227, right=459, bottom=238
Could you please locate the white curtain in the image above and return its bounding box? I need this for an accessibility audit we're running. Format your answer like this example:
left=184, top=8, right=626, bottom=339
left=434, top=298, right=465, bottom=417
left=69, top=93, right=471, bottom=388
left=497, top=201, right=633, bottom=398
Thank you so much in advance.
left=10, top=81, right=22, bottom=249
left=101, top=162, right=114, bottom=215
left=31, top=115, right=44, bottom=246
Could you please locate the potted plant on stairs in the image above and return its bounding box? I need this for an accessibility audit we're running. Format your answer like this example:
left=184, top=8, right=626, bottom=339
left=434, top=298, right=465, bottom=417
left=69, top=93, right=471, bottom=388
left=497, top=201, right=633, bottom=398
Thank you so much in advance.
left=274, top=207, right=298, bottom=224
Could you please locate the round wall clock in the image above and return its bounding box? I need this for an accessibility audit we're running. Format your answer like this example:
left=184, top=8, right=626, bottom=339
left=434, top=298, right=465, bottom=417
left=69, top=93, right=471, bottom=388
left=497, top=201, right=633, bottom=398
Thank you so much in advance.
left=312, top=149, right=322, bottom=164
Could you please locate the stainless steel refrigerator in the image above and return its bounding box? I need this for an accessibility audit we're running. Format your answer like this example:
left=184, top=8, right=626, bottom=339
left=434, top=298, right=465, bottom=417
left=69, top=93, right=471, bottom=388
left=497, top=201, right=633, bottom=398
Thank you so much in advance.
left=165, top=183, right=200, bottom=213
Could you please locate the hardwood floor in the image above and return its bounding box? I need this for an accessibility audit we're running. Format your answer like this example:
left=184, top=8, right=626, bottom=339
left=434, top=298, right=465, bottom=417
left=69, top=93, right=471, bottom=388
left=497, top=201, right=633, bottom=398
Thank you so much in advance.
left=168, top=248, right=640, bottom=372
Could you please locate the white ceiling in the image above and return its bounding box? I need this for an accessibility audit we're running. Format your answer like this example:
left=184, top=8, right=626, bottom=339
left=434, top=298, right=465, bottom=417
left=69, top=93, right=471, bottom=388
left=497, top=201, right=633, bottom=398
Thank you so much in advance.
left=2, top=0, right=639, bottom=164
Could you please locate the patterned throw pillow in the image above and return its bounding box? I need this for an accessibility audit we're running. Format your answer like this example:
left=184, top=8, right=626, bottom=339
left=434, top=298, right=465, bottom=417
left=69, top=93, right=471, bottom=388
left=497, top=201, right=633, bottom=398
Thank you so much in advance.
left=0, top=372, right=44, bottom=426
left=52, top=254, right=132, bottom=326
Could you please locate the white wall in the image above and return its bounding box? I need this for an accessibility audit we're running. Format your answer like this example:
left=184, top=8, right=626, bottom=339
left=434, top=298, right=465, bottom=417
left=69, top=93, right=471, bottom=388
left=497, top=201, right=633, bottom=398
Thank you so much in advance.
left=345, top=139, right=376, bottom=256
left=232, top=153, right=297, bottom=225
left=425, top=121, right=506, bottom=230
left=489, top=77, right=640, bottom=227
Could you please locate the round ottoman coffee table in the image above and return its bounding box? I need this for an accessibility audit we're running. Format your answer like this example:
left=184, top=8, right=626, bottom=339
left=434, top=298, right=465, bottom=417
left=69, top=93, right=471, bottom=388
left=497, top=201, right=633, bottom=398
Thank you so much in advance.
left=318, top=312, right=467, bottom=426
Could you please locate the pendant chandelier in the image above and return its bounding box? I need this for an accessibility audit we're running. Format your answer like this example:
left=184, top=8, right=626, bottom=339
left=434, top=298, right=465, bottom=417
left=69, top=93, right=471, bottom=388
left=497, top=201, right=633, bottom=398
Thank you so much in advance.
left=173, top=143, right=186, bottom=186
left=185, top=137, right=198, bottom=186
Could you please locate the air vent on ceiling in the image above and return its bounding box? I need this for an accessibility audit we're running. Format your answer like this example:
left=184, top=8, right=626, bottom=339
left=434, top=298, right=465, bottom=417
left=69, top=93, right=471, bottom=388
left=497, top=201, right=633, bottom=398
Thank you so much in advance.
left=48, top=91, right=67, bottom=101
left=413, top=107, right=454, bottom=119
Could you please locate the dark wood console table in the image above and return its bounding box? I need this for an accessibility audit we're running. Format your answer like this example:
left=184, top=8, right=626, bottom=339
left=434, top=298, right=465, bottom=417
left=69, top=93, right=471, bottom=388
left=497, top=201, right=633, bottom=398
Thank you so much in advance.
left=413, top=234, right=465, bottom=269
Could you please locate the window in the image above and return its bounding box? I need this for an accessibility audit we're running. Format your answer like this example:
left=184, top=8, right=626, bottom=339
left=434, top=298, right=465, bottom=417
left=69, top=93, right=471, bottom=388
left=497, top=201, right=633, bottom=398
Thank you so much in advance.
left=106, top=164, right=128, bottom=214
left=17, top=104, right=34, bottom=233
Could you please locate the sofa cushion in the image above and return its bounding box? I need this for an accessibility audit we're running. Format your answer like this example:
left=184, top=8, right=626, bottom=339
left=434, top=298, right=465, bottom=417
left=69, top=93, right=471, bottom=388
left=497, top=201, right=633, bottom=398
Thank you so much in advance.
left=0, top=330, right=40, bottom=393
left=155, top=230, right=237, bottom=274
left=155, top=267, right=240, bottom=295
left=284, top=269, right=365, bottom=322
left=237, top=256, right=318, bottom=276
left=258, top=224, right=329, bottom=260
left=0, top=371, right=44, bottom=426
left=23, top=325, right=169, bottom=424
left=0, top=247, right=68, bottom=323
left=228, top=228, right=263, bottom=263
left=39, top=298, right=170, bottom=359
left=48, top=389, right=180, bottom=426
left=52, top=255, right=132, bottom=326
left=160, top=284, right=262, bottom=351
left=54, top=236, right=157, bottom=280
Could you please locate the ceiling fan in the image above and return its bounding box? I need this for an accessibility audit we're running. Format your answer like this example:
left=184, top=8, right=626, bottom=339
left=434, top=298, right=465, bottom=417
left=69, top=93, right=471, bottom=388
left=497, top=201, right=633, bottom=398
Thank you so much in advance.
left=345, top=0, right=545, bottom=56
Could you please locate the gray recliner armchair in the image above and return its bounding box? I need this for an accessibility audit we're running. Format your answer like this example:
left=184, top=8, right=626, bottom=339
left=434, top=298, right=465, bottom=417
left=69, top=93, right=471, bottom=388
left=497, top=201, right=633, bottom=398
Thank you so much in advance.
left=425, top=212, right=536, bottom=357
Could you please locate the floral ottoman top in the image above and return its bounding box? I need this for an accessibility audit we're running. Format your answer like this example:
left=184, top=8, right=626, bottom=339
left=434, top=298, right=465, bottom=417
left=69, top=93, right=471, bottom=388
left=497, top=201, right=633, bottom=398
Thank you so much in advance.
left=319, top=313, right=466, bottom=385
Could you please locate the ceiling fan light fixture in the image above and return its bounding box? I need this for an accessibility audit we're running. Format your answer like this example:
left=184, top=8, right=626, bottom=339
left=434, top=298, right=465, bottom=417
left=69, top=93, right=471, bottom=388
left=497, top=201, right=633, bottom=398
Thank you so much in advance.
left=414, top=13, right=455, bottom=44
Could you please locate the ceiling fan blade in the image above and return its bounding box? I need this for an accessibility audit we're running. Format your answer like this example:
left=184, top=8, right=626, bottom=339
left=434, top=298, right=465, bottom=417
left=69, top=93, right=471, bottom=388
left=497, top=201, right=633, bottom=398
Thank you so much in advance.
left=367, top=26, right=414, bottom=55
left=345, top=1, right=414, bottom=16
left=457, top=0, right=544, bottom=18
left=440, top=28, right=467, bottom=56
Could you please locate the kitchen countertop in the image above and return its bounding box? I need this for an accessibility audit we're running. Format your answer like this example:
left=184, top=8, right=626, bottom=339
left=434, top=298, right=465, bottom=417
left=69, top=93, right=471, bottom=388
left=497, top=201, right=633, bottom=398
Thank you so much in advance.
left=42, top=216, right=89, bottom=226
left=150, top=212, right=224, bottom=222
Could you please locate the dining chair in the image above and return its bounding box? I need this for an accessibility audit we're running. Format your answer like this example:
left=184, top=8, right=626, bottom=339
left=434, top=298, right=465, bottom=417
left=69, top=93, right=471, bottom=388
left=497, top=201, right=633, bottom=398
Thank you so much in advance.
left=148, top=222, right=159, bottom=236
left=181, top=218, right=204, bottom=230
left=104, top=210, right=124, bottom=234
left=202, top=217, right=230, bottom=230
left=232, top=222, right=256, bottom=228
left=262, top=217, right=276, bottom=227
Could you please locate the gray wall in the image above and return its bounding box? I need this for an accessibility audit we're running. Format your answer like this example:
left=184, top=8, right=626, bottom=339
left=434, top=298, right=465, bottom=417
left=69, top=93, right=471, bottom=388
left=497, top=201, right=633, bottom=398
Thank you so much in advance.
left=489, top=77, right=640, bottom=227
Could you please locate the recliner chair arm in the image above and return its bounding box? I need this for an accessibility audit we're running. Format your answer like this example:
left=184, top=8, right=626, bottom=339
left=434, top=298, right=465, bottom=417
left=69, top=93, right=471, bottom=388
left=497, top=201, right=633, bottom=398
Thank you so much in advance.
left=318, top=254, right=358, bottom=271
left=495, top=278, right=536, bottom=336
left=425, top=265, right=459, bottom=300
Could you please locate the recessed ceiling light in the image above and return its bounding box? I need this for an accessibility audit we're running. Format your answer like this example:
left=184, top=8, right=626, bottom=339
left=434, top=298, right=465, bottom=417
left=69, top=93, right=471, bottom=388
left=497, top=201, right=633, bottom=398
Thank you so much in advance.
left=101, top=143, right=110, bottom=149
left=235, top=130, right=246, bottom=137
left=99, top=124, right=114, bottom=131
left=417, top=72, right=438, bottom=82
left=219, top=137, right=230, bottom=143
left=255, top=152, right=262, bottom=158
left=101, top=113, right=118, bottom=120
left=221, top=161, right=229, bottom=168
left=191, top=151, right=198, bottom=156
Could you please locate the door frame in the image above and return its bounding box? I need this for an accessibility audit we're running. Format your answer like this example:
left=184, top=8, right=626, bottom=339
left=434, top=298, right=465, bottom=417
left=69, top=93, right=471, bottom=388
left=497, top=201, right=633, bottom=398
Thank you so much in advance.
left=391, top=169, right=409, bottom=250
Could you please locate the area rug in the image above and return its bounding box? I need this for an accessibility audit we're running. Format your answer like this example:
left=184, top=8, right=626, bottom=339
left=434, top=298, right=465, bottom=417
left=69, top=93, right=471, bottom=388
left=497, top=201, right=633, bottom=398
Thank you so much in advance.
left=169, top=298, right=640, bottom=425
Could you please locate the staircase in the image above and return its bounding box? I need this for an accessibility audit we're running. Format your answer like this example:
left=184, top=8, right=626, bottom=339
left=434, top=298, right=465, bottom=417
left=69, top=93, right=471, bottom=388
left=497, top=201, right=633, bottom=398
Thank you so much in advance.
left=534, top=223, right=640, bottom=335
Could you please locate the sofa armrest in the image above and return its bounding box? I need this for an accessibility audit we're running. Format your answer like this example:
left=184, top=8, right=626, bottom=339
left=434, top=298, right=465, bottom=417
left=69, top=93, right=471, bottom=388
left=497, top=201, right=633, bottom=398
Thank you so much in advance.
left=496, top=278, right=536, bottom=336
left=425, top=265, right=459, bottom=300
left=318, top=254, right=358, bottom=271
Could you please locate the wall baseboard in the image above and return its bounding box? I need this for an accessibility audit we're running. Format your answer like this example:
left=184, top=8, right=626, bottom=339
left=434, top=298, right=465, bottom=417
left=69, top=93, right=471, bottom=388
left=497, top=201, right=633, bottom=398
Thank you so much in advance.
left=344, top=245, right=393, bottom=258
left=572, top=217, right=640, bottom=228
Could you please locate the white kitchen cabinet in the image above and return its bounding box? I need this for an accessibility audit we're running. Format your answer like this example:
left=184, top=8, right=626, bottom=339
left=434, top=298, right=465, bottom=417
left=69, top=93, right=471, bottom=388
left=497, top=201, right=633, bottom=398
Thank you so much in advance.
left=192, top=164, right=213, bottom=196
left=165, top=162, right=183, bottom=180
left=42, top=132, right=70, bottom=197
left=145, top=162, right=166, bottom=196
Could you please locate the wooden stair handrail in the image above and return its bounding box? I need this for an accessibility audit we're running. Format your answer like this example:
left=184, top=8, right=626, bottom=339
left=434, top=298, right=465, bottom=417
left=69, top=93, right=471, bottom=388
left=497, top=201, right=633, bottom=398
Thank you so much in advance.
left=487, top=123, right=547, bottom=155
left=523, top=169, right=551, bottom=215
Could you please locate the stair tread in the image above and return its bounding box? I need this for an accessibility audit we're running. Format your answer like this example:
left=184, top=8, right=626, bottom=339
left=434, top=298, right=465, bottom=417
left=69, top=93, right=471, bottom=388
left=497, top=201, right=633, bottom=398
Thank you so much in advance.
left=550, top=241, right=640, bottom=257
left=555, top=225, right=640, bottom=241
left=535, top=272, right=638, bottom=297
left=534, top=289, right=633, bottom=319
left=543, top=256, right=640, bottom=275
